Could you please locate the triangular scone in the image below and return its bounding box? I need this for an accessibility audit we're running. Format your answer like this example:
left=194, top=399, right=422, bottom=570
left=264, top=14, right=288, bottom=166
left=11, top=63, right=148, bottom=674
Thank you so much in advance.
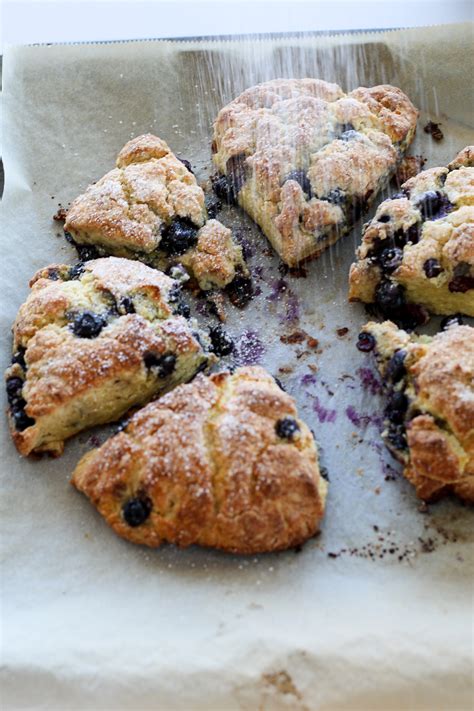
left=72, top=366, right=327, bottom=554
left=5, top=258, right=214, bottom=457
left=211, top=79, right=418, bottom=266
left=64, top=134, right=250, bottom=295
left=349, top=146, right=474, bottom=326
left=357, top=320, right=474, bottom=503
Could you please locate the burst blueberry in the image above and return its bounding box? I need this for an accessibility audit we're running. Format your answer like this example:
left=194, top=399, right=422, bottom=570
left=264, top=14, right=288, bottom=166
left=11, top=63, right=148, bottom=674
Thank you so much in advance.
left=226, top=272, right=253, bottom=308
left=375, top=281, right=405, bottom=312
left=208, top=325, right=234, bottom=356
left=72, top=311, right=106, bottom=338
left=122, top=497, right=152, bottom=527
left=423, top=258, right=443, bottom=278
left=356, top=332, right=376, bottom=352
left=385, top=350, right=406, bottom=383
left=275, top=417, right=301, bottom=441
left=143, top=352, right=177, bottom=377
left=160, top=218, right=199, bottom=256
left=379, top=247, right=403, bottom=273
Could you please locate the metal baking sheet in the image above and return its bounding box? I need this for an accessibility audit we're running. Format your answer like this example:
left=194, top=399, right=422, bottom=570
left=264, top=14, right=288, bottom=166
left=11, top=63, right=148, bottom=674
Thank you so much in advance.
left=1, top=24, right=473, bottom=710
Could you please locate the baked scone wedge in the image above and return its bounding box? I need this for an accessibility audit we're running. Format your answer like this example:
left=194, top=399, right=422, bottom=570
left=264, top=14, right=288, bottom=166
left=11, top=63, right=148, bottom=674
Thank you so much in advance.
left=5, top=257, right=214, bottom=457
left=64, top=134, right=251, bottom=297
left=212, top=79, right=418, bottom=266
left=72, top=366, right=327, bottom=554
left=357, top=320, right=474, bottom=503
left=349, top=146, right=474, bottom=326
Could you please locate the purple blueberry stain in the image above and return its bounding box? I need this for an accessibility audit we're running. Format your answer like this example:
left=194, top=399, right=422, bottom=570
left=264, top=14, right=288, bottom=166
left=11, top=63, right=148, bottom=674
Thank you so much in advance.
left=234, top=330, right=265, bottom=366
left=345, top=406, right=383, bottom=430
left=357, top=367, right=383, bottom=396
left=267, top=278, right=289, bottom=302
left=301, top=372, right=318, bottom=387
left=310, top=396, right=337, bottom=424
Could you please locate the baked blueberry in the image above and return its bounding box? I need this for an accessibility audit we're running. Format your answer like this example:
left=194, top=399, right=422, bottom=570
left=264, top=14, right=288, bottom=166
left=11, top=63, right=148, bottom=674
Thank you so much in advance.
left=46, top=268, right=60, bottom=281
left=119, top=296, right=135, bottom=314
left=440, top=314, right=464, bottom=330
left=11, top=348, right=26, bottom=370
left=226, top=153, right=248, bottom=196
left=385, top=391, right=408, bottom=423
left=423, top=258, right=443, bottom=278
left=160, top=218, right=199, bottom=256
left=321, top=188, right=346, bottom=206
left=386, top=423, right=407, bottom=451
left=12, top=407, right=35, bottom=432
left=72, top=311, right=106, bottom=339
left=340, top=130, right=359, bottom=141
left=379, top=247, right=403, bottom=273
left=68, top=263, right=86, bottom=280
left=225, top=272, right=253, bottom=308
left=284, top=170, right=312, bottom=196
left=385, top=350, right=406, bottom=383
left=143, top=352, right=177, bottom=377
left=6, top=377, right=23, bottom=404
left=275, top=417, right=301, bottom=441
left=76, top=243, right=100, bottom=262
left=335, top=122, right=355, bottom=134
left=211, top=174, right=237, bottom=205
left=356, top=332, right=376, bottom=352
left=415, top=190, right=442, bottom=219
left=208, top=325, right=234, bottom=356
left=122, top=496, right=152, bottom=527
left=378, top=214, right=391, bottom=223
left=375, top=281, right=405, bottom=312
left=393, top=223, right=420, bottom=247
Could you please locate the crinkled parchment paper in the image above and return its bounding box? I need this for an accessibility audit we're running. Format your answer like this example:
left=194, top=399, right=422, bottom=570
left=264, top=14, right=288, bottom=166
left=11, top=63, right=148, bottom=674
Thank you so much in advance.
left=1, top=22, right=473, bottom=711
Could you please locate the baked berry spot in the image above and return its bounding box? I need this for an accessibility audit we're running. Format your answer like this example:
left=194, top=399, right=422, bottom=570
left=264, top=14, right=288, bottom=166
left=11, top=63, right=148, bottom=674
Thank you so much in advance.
left=385, top=350, right=406, bottom=383
left=275, top=417, right=301, bottom=441
left=415, top=191, right=442, bottom=219
left=211, top=174, right=237, bottom=205
left=385, top=391, right=408, bottom=424
left=320, top=188, right=346, bottom=206
left=386, top=423, right=407, bottom=452
left=448, top=262, right=474, bottom=293
left=356, top=332, right=376, bottom=352
left=225, top=272, right=253, bottom=308
left=143, top=352, right=177, bottom=377
left=68, top=263, right=86, bottom=280
left=122, top=497, right=152, bottom=527
left=208, top=325, right=234, bottom=356
left=379, top=247, right=403, bottom=273
left=375, top=281, right=406, bottom=312
left=11, top=348, right=27, bottom=370
left=423, top=258, right=443, bottom=278
left=205, top=195, right=222, bottom=219
left=6, top=377, right=35, bottom=431
left=393, top=224, right=420, bottom=247
left=72, top=311, right=106, bottom=338
left=119, top=296, right=135, bottom=314
left=284, top=170, right=312, bottom=196
left=160, top=218, right=199, bottom=256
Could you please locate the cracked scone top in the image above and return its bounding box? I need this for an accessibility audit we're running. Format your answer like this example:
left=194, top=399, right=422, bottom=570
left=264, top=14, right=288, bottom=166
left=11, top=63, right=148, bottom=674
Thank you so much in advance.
left=72, top=366, right=327, bottom=554
left=64, top=134, right=249, bottom=293
left=349, top=146, right=474, bottom=324
left=5, top=257, right=212, bottom=457
left=357, top=321, right=474, bottom=503
left=212, top=79, right=418, bottom=266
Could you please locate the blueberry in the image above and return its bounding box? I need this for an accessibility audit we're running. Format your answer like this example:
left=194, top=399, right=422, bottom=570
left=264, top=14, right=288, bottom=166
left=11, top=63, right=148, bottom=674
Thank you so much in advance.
left=143, top=352, right=176, bottom=377
left=398, top=303, right=430, bottom=331
left=11, top=348, right=26, bottom=370
left=385, top=350, right=406, bottom=383
left=225, top=272, right=253, bottom=308
left=208, top=325, right=234, bottom=356
left=174, top=300, right=191, bottom=318
left=386, top=423, right=407, bottom=451
left=13, top=408, right=35, bottom=432
left=385, top=391, right=408, bottom=423
left=160, top=218, right=199, bottom=256
left=393, top=223, right=420, bottom=247
left=378, top=214, right=391, bottom=223
left=205, top=195, right=222, bottom=219
left=375, top=281, right=405, bottom=312
left=390, top=192, right=407, bottom=200
left=320, top=188, right=346, bottom=206
left=284, top=170, right=312, bottom=196
left=72, top=311, right=106, bottom=338
left=275, top=417, right=300, bottom=441
left=122, top=497, right=152, bottom=527
left=46, top=268, right=60, bottom=281
left=448, top=276, right=474, bottom=293
left=423, top=258, right=443, bottom=278
left=178, top=157, right=194, bottom=174
left=340, top=130, right=359, bottom=141
left=119, top=297, right=135, bottom=314
left=76, top=243, right=100, bottom=262
left=69, top=263, right=85, bottom=280
left=212, top=175, right=236, bottom=205
left=335, top=122, right=355, bottom=134
left=168, top=284, right=191, bottom=318
left=6, top=377, right=23, bottom=404
left=356, top=332, right=376, bottom=352
left=379, top=247, right=403, bottom=273
left=415, top=190, right=442, bottom=219
left=440, top=314, right=464, bottom=330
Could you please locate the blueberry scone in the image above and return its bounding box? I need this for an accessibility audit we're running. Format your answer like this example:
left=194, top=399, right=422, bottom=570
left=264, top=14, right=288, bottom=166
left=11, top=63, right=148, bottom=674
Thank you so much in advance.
left=211, top=79, right=418, bottom=266
left=357, top=320, right=474, bottom=503
left=5, top=257, right=213, bottom=457
left=349, top=146, right=474, bottom=326
left=64, top=134, right=250, bottom=296
left=72, top=366, right=327, bottom=553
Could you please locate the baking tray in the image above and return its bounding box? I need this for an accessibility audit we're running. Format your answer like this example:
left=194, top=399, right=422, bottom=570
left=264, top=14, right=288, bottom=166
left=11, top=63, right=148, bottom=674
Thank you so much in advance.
left=1, top=24, right=473, bottom=710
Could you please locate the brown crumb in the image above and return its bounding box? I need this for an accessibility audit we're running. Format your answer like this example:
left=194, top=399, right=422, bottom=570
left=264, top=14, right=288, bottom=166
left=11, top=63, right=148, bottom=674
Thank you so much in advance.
left=288, top=265, right=308, bottom=279
left=53, top=207, right=67, bottom=222
left=280, top=330, right=307, bottom=344
left=308, top=363, right=318, bottom=373
left=424, top=120, right=444, bottom=141
left=417, top=501, right=430, bottom=514
left=336, top=327, right=349, bottom=337
left=278, top=366, right=293, bottom=374
left=307, top=337, right=319, bottom=349
left=396, top=155, right=427, bottom=183
left=374, top=487, right=381, bottom=495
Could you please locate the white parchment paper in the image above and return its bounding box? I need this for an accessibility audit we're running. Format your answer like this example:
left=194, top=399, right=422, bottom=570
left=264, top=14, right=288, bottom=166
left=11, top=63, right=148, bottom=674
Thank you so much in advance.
left=1, top=23, right=473, bottom=710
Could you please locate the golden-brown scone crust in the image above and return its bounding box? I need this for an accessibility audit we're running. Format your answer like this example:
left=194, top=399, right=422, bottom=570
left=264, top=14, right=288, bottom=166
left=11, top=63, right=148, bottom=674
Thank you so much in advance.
left=64, top=134, right=247, bottom=290
left=5, top=257, right=212, bottom=457
left=349, top=146, right=474, bottom=318
left=359, top=320, right=474, bottom=503
left=72, top=366, right=328, bottom=554
left=212, top=79, right=418, bottom=266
